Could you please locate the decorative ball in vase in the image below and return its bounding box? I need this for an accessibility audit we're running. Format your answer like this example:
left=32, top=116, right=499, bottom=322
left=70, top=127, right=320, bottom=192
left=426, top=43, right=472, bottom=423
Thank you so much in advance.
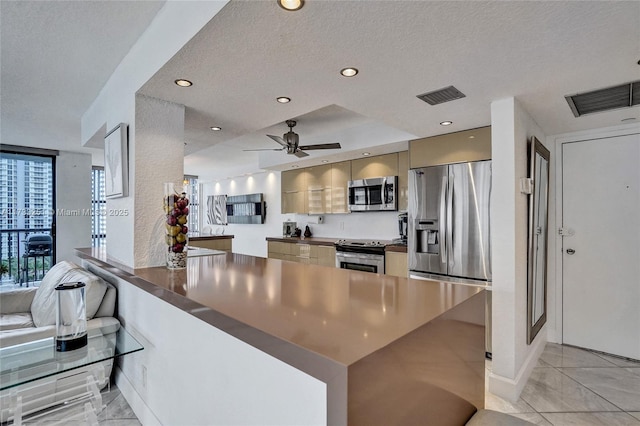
left=164, top=183, right=190, bottom=269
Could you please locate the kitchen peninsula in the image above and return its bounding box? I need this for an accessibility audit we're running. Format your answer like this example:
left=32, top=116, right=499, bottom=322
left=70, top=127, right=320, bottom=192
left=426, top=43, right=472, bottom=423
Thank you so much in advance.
left=76, top=247, right=486, bottom=425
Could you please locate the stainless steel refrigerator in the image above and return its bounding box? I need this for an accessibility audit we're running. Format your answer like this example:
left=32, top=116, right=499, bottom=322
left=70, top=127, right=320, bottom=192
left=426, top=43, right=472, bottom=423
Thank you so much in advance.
left=408, top=160, right=492, bottom=283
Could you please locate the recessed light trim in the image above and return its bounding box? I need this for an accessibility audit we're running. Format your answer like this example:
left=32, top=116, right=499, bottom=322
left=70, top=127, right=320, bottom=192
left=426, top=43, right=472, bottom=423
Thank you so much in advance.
left=340, top=67, right=359, bottom=77
left=174, top=79, right=192, bottom=87
left=321, top=160, right=329, bottom=163
left=440, top=121, right=453, bottom=126
left=277, top=0, right=304, bottom=11
left=277, top=97, right=291, bottom=103
left=362, top=152, right=371, bottom=156
left=291, top=165, right=299, bottom=168
left=210, top=126, right=222, bottom=131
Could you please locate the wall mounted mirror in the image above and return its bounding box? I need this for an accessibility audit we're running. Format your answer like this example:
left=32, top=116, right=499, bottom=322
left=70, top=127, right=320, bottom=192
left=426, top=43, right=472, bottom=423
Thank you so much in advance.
left=527, top=136, right=550, bottom=344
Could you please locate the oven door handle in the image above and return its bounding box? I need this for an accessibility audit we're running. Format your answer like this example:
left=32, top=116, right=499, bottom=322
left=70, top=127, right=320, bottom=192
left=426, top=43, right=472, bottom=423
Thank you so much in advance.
left=336, top=251, right=384, bottom=261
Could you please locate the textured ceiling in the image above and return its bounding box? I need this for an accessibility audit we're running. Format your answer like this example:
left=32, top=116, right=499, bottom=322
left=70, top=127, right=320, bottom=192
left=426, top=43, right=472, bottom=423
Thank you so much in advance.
left=139, top=0, right=640, bottom=178
left=2, top=1, right=639, bottom=178
left=0, top=0, right=165, bottom=158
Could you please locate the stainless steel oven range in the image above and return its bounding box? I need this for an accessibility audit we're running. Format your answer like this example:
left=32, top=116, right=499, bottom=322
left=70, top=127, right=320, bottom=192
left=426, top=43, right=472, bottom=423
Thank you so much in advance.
left=335, top=239, right=386, bottom=274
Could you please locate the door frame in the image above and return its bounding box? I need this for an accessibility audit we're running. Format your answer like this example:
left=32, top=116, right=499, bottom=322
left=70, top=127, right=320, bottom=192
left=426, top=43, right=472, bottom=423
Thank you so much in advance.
left=551, top=123, right=640, bottom=344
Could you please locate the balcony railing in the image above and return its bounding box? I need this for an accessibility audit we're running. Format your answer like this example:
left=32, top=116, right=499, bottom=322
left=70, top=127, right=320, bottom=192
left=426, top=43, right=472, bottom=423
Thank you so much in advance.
left=0, top=228, right=53, bottom=287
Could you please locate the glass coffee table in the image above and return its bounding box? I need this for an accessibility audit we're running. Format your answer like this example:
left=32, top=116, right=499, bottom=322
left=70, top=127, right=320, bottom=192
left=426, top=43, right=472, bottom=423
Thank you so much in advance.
left=0, top=325, right=143, bottom=424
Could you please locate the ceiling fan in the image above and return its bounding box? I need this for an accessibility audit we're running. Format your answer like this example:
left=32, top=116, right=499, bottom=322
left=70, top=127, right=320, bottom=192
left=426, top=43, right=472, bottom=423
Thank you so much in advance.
left=244, top=120, right=341, bottom=158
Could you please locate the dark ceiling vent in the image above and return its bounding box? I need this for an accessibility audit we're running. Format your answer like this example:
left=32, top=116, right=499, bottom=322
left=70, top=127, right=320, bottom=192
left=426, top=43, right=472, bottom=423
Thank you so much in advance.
left=417, top=86, right=466, bottom=105
left=565, top=80, right=640, bottom=117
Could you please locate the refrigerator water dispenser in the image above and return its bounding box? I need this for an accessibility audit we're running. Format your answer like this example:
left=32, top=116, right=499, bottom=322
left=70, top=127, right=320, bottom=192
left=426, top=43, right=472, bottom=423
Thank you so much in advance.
left=415, top=220, right=439, bottom=254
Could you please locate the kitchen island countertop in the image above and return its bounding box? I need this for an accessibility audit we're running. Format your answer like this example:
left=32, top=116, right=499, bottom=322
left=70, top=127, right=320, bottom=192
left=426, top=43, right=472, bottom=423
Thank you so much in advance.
left=76, top=246, right=485, bottom=425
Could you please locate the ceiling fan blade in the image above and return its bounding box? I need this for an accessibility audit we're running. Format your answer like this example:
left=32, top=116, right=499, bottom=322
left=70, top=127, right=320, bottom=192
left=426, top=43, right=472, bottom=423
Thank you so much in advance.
left=243, top=148, right=285, bottom=152
left=266, top=134, right=288, bottom=147
left=299, top=143, right=342, bottom=151
left=294, top=150, right=310, bottom=158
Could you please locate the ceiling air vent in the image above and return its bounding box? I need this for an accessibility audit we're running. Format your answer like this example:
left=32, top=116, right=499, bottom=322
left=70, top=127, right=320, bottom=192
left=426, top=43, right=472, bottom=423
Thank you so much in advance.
left=416, top=86, right=466, bottom=105
left=565, top=80, right=640, bottom=117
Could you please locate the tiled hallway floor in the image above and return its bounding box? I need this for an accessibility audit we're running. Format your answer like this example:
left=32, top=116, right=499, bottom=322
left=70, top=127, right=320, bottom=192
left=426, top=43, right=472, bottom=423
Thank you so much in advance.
left=487, top=343, right=640, bottom=425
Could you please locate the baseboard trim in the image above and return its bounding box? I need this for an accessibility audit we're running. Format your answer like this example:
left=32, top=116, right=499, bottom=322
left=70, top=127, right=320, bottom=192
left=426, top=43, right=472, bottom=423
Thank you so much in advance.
left=114, top=366, right=161, bottom=426
left=488, top=332, right=546, bottom=402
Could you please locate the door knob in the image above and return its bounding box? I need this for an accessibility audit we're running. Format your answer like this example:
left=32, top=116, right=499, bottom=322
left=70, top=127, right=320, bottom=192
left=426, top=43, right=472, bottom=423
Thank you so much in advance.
left=566, top=248, right=576, bottom=255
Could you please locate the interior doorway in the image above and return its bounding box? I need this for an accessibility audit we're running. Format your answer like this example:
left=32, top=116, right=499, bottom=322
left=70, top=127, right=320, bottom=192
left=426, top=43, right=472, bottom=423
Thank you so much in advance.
left=561, top=131, right=640, bottom=360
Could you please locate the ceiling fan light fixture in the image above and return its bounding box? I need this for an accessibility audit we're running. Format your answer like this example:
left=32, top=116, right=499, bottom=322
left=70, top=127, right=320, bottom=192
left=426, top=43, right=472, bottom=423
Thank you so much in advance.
left=340, top=67, right=359, bottom=77
left=278, top=0, right=304, bottom=11
left=210, top=126, right=222, bottom=131
left=276, top=97, right=291, bottom=103
left=174, top=79, right=192, bottom=87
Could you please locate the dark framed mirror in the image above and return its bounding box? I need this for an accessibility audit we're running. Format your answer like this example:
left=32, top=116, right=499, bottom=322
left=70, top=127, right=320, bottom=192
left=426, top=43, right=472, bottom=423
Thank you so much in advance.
left=527, top=136, right=550, bottom=344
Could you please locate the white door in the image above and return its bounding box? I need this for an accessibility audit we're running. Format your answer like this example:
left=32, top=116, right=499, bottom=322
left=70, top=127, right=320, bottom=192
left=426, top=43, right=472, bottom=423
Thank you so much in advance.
left=562, top=132, right=640, bottom=360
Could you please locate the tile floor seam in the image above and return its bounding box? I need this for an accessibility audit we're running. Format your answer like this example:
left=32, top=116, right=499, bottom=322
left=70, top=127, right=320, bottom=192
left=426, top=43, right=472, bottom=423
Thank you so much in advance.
left=556, top=366, right=637, bottom=414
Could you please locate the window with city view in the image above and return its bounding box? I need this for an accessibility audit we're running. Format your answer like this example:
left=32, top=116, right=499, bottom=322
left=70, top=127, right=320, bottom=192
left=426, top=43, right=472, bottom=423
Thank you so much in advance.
left=0, top=151, right=54, bottom=287
left=184, top=175, right=199, bottom=235
left=92, top=167, right=106, bottom=246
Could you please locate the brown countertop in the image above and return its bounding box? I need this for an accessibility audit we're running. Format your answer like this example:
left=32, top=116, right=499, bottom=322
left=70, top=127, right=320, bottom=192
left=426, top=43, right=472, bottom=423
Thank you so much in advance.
left=189, top=234, right=234, bottom=241
left=385, top=243, right=408, bottom=253
left=76, top=247, right=485, bottom=424
left=266, top=236, right=338, bottom=246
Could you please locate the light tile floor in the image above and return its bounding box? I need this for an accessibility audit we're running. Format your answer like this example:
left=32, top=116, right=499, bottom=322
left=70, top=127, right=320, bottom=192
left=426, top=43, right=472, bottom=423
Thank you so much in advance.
left=24, top=383, right=140, bottom=425
left=487, top=343, right=640, bottom=426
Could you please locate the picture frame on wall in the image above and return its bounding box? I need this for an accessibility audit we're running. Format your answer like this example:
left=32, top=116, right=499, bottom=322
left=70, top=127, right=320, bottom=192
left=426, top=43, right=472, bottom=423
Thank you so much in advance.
left=104, top=123, right=129, bottom=199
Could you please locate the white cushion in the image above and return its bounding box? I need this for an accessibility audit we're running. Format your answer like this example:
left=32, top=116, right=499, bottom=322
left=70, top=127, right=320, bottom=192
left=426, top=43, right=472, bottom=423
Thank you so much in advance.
left=31, top=261, right=108, bottom=328
left=0, top=313, right=34, bottom=331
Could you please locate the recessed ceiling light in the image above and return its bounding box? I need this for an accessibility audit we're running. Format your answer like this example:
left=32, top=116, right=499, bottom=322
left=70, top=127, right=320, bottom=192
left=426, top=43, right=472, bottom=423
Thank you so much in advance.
left=362, top=152, right=371, bottom=156
left=174, top=79, right=192, bottom=87
left=291, top=165, right=299, bottom=168
left=340, top=67, right=359, bottom=77
left=469, top=135, right=475, bottom=139
left=321, top=160, right=329, bottom=163
left=440, top=121, right=453, bottom=126
left=277, top=97, right=291, bottom=103
left=277, top=0, right=304, bottom=11
left=210, top=126, right=222, bottom=131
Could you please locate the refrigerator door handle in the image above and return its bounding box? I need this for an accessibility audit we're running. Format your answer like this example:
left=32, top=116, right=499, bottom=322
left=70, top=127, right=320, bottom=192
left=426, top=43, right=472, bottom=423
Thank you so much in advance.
left=440, top=176, right=447, bottom=264
left=447, top=174, right=454, bottom=269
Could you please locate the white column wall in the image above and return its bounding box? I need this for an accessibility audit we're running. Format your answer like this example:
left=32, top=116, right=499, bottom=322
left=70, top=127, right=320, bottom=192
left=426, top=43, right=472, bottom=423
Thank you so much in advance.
left=489, top=97, right=549, bottom=401
left=56, top=151, right=92, bottom=262
left=133, top=94, right=185, bottom=268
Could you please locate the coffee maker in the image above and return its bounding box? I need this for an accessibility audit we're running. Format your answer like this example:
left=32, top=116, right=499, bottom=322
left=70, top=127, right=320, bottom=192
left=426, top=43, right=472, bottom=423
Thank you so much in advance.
left=395, top=212, right=408, bottom=244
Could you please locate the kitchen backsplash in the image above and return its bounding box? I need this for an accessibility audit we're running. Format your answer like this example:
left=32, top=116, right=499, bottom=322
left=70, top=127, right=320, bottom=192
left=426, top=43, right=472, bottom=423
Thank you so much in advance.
left=288, top=211, right=401, bottom=241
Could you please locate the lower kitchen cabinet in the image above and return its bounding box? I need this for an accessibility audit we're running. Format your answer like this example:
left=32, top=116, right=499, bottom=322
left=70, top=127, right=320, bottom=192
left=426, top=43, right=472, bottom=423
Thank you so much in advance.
left=268, top=241, right=336, bottom=266
left=190, top=238, right=233, bottom=252
left=385, top=251, right=408, bottom=277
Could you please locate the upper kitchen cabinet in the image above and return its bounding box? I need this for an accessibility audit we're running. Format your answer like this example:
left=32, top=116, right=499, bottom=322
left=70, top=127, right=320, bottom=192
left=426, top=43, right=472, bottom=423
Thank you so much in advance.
left=281, top=168, right=308, bottom=214
left=330, top=161, right=351, bottom=214
left=306, top=164, right=332, bottom=214
left=398, top=151, right=408, bottom=211
left=409, top=126, right=491, bottom=169
left=351, top=153, right=398, bottom=180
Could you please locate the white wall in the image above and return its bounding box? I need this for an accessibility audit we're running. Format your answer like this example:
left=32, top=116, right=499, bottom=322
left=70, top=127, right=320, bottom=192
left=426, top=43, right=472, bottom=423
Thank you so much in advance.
left=86, top=263, right=326, bottom=426
left=56, top=151, right=92, bottom=263
left=80, top=1, right=229, bottom=268
left=199, top=171, right=401, bottom=258
left=489, top=97, right=549, bottom=401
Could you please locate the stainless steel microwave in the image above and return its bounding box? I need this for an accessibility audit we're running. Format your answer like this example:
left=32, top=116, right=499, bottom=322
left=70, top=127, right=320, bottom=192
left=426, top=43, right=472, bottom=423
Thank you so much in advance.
left=348, top=176, right=398, bottom=212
